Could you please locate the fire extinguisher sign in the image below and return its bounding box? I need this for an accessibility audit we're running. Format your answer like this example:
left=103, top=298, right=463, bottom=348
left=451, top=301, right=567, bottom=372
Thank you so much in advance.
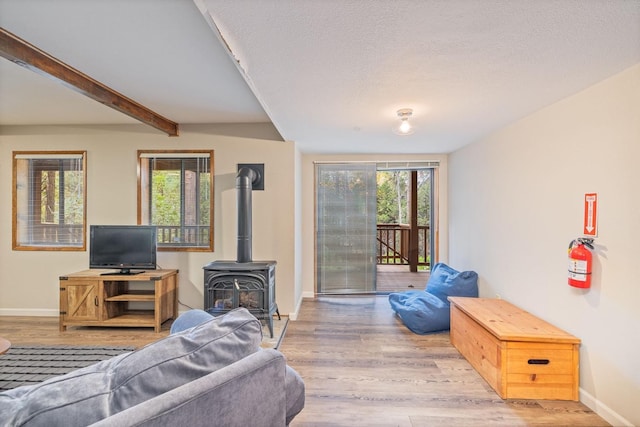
left=583, top=193, right=598, bottom=236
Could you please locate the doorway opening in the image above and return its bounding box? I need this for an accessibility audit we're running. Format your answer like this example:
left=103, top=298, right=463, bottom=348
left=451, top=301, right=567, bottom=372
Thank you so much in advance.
left=376, top=167, right=435, bottom=293
left=315, top=162, right=438, bottom=295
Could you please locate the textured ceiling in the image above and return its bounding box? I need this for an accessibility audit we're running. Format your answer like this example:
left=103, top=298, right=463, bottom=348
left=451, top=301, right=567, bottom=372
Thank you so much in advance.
left=198, top=0, right=640, bottom=153
left=1, top=0, right=639, bottom=154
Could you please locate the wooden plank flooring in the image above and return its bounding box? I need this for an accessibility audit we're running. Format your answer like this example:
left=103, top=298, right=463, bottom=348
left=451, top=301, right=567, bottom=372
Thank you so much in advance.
left=0, top=297, right=609, bottom=426
left=0, top=316, right=169, bottom=348
left=279, top=296, right=609, bottom=426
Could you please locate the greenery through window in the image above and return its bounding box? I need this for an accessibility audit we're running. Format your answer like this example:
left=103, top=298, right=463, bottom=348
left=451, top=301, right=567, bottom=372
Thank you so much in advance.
left=377, top=170, right=431, bottom=226
left=13, top=151, right=86, bottom=250
left=138, top=150, right=214, bottom=251
left=376, top=169, right=433, bottom=269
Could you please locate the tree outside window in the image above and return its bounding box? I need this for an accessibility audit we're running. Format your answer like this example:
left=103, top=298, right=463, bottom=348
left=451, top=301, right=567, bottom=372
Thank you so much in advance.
left=138, top=150, right=214, bottom=251
left=13, top=151, right=86, bottom=250
left=376, top=170, right=431, bottom=226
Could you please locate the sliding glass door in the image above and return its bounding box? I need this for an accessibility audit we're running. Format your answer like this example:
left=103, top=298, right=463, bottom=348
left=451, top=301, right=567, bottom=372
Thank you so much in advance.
left=316, top=163, right=377, bottom=294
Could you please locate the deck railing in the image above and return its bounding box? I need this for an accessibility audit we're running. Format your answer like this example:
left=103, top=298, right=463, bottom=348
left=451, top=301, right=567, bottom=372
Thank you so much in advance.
left=376, top=223, right=430, bottom=268
left=156, top=225, right=210, bottom=246
left=27, top=224, right=210, bottom=247
left=33, top=224, right=423, bottom=264
left=29, top=224, right=84, bottom=245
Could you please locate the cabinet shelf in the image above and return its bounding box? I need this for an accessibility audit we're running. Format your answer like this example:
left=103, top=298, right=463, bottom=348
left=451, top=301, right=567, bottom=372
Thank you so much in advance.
left=101, top=311, right=155, bottom=326
left=105, top=291, right=155, bottom=302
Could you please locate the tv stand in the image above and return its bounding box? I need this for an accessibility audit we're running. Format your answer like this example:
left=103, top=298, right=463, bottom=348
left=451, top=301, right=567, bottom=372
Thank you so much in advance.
left=100, top=269, right=144, bottom=276
left=59, top=269, right=178, bottom=332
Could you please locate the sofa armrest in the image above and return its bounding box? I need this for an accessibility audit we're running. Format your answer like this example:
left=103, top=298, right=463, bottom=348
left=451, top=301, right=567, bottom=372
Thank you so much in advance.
left=90, top=349, right=288, bottom=427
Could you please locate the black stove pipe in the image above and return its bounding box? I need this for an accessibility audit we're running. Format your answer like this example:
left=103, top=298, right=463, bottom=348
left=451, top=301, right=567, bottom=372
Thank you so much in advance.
left=236, top=166, right=259, bottom=263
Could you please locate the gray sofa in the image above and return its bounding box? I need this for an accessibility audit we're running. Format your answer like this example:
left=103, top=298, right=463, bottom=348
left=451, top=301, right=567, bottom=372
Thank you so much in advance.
left=0, top=308, right=305, bottom=427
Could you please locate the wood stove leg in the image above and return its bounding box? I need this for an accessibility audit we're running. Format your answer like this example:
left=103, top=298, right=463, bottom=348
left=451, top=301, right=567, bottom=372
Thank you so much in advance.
left=267, top=305, right=280, bottom=338
left=267, top=316, right=274, bottom=338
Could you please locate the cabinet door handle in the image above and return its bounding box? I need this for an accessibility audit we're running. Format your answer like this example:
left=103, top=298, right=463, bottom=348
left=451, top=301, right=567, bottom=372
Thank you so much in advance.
left=528, top=359, right=550, bottom=365
left=94, top=296, right=99, bottom=306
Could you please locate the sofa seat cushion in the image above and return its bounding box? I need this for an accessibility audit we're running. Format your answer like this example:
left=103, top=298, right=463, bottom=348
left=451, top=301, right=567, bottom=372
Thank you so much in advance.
left=389, top=263, right=478, bottom=334
left=0, top=308, right=262, bottom=427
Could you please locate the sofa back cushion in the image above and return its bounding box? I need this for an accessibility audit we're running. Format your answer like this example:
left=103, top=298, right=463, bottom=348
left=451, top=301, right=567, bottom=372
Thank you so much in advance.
left=0, top=308, right=262, bottom=427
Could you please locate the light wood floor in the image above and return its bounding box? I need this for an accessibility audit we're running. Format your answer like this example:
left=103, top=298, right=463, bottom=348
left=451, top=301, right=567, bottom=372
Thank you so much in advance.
left=0, top=297, right=609, bottom=426
left=0, top=317, right=170, bottom=348
left=279, top=296, right=609, bottom=427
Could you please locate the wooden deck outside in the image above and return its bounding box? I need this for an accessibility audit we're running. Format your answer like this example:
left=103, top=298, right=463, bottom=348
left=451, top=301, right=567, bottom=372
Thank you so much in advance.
left=376, top=264, right=430, bottom=293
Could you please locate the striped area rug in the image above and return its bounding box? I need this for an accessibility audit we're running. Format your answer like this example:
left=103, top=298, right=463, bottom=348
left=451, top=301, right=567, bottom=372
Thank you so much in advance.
left=0, top=346, right=134, bottom=392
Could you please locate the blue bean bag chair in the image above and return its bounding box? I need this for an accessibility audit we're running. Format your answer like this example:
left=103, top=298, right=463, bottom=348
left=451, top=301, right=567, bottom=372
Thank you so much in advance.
left=388, top=263, right=478, bottom=334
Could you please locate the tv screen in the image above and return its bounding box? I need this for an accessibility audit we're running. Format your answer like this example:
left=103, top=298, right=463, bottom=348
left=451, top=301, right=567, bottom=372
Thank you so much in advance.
left=90, top=225, right=157, bottom=274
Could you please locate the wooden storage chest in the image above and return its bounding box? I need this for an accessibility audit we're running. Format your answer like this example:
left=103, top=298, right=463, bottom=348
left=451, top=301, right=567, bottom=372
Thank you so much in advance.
left=448, top=297, right=580, bottom=401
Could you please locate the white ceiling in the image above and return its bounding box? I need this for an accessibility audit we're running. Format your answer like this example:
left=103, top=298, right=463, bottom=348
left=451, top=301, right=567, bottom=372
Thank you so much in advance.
left=1, top=0, right=639, bottom=154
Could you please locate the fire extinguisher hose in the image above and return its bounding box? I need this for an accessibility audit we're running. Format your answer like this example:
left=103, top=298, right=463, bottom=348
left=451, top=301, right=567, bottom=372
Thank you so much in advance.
left=568, top=237, right=595, bottom=251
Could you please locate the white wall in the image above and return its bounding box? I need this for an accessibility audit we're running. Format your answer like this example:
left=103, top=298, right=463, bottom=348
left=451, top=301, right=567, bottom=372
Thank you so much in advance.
left=449, top=64, right=640, bottom=426
left=0, top=123, right=301, bottom=316
left=300, top=153, right=449, bottom=297
left=291, top=146, right=304, bottom=319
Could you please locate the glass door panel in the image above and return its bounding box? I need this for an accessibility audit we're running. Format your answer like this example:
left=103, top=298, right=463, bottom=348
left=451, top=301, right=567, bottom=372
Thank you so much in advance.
left=316, top=163, right=377, bottom=294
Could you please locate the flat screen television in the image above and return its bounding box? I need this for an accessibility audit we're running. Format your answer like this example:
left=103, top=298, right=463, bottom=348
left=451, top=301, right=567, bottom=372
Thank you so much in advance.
left=89, top=225, right=158, bottom=274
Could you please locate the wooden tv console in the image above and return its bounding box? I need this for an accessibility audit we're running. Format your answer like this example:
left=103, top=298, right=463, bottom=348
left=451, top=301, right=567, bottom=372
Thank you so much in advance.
left=59, top=269, right=178, bottom=332
left=448, top=297, right=580, bottom=401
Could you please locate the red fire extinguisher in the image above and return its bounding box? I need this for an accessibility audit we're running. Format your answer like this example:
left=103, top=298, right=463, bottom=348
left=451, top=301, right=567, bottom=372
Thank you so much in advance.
left=568, top=238, right=594, bottom=288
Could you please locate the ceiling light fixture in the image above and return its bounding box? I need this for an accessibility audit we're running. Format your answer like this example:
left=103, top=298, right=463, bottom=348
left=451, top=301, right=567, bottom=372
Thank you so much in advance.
left=394, top=108, right=414, bottom=135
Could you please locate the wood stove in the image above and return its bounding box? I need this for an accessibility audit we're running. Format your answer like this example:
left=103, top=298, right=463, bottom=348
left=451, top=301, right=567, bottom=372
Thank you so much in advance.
left=203, top=164, right=279, bottom=337
left=203, top=261, right=278, bottom=337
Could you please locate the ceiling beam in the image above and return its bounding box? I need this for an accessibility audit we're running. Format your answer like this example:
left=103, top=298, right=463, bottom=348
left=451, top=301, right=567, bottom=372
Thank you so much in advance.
left=0, top=27, right=179, bottom=136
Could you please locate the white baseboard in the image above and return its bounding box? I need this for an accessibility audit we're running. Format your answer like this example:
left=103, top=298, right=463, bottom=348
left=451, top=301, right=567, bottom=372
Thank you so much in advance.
left=288, top=295, right=302, bottom=321
left=288, top=291, right=315, bottom=321
left=0, top=308, right=58, bottom=317
left=580, top=387, right=633, bottom=426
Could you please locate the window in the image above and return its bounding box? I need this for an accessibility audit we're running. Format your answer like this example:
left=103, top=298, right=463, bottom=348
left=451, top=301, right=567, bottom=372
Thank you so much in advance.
left=138, top=150, right=214, bottom=251
left=13, top=151, right=87, bottom=250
